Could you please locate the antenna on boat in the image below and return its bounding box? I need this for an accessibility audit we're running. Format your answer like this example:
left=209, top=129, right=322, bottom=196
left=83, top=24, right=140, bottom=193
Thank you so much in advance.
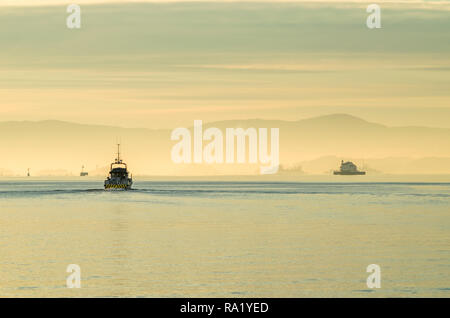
left=117, top=143, right=121, bottom=163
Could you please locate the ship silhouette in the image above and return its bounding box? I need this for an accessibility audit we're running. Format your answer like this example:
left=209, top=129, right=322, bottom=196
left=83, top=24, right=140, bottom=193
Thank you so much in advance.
left=80, top=165, right=88, bottom=177
left=333, top=160, right=366, bottom=175
left=104, top=144, right=133, bottom=190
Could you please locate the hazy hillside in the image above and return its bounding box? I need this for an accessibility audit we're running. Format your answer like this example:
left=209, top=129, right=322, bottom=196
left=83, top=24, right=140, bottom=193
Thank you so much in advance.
left=1, top=114, right=449, bottom=176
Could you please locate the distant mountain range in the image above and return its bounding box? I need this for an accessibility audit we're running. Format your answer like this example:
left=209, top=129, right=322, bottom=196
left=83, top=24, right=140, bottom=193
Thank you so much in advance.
left=1, top=114, right=449, bottom=176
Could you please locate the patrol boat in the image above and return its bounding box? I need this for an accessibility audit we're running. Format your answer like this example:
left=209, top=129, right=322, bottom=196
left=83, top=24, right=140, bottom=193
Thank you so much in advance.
left=104, top=144, right=133, bottom=190
left=333, top=160, right=366, bottom=175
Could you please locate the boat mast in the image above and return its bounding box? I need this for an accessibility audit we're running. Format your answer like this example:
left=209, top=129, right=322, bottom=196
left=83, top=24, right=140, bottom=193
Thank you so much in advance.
left=116, top=143, right=121, bottom=163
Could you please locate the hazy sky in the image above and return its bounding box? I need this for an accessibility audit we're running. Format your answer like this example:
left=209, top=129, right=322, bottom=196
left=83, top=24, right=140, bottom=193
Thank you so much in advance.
left=0, top=0, right=449, bottom=128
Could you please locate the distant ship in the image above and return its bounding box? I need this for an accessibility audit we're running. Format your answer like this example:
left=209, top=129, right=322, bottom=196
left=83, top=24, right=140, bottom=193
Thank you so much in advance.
left=333, top=160, right=366, bottom=175
left=80, top=165, right=88, bottom=177
left=104, top=144, right=133, bottom=190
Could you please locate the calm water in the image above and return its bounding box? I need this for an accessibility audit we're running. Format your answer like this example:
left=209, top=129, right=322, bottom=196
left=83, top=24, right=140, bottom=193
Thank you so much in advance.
left=0, top=180, right=449, bottom=297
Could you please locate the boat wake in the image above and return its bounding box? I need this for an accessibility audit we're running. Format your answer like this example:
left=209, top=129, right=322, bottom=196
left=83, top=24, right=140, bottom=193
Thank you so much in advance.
left=0, top=189, right=104, bottom=198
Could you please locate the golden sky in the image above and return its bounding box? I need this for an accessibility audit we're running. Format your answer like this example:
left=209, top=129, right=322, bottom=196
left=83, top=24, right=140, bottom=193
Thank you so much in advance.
left=0, top=1, right=449, bottom=128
